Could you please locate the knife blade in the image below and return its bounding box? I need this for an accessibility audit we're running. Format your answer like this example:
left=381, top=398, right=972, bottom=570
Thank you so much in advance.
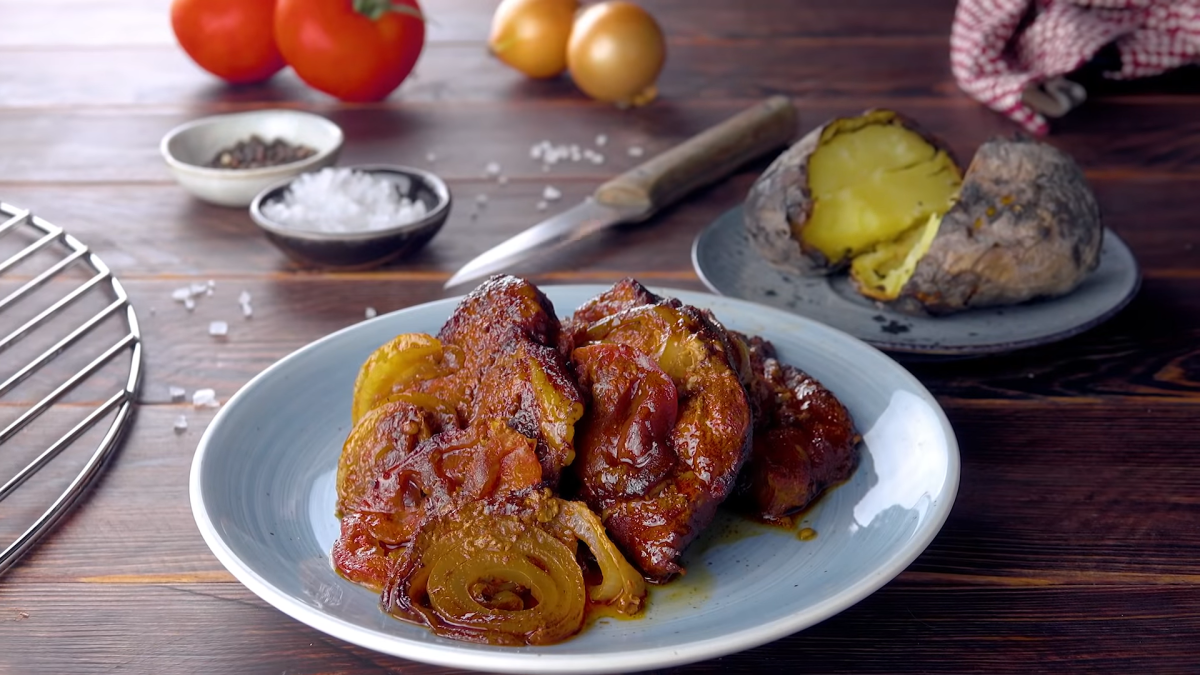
left=443, top=95, right=798, bottom=289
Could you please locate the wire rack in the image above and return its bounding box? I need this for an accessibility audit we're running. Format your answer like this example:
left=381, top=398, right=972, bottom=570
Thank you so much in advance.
left=0, top=202, right=142, bottom=576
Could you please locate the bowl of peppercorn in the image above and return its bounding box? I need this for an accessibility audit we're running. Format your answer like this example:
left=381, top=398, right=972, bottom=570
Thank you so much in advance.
left=160, top=109, right=343, bottom=207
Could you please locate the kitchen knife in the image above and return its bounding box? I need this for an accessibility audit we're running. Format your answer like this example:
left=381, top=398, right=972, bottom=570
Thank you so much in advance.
left=443, top=95, right=798, bottom=289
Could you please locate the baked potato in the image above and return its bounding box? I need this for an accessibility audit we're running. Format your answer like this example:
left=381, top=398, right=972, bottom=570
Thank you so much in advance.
left=743, top=110, right=1104, bottom=315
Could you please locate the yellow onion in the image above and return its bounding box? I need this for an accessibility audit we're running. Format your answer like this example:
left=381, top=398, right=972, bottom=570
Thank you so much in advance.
left=549, top=500, right=646, bottom=614
left=567, top=1, right=666, bottom=106
left=388, top=496, right=587, bottom=646
left=489, top=0, right=581, bottom=79
left=351, top=333, right=463, bottom=423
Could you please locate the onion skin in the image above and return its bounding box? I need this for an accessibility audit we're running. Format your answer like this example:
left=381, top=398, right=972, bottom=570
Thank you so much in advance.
left=489, top=0, right=580, bottom=79
left=567, top=1, right=666, bottom=106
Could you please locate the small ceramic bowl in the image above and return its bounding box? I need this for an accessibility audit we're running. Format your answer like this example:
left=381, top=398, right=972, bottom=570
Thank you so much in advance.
left=160, top=109, right=343, bottom=207
left=248, top=165, right=452, bottom=270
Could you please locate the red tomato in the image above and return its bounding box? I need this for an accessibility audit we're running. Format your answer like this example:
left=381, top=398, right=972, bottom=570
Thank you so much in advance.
left=171, top=0, right=285, bottom=84
left=274, top=0, right=426, bottom=103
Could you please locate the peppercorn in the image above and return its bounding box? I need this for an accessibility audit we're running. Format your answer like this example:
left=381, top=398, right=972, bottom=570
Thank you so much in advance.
left=207, top=135, right=317, bottom=169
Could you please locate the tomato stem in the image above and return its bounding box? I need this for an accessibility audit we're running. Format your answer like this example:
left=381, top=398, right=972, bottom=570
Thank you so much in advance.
left=352, top=0, right=425, bottom=22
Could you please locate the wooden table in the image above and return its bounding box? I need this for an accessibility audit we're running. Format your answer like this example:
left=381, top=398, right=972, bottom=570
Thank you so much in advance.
left=3, top=0, right=1199, bottom=672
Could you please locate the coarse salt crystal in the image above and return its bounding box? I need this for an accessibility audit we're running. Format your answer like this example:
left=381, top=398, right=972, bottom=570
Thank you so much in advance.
left=190, top=281, right=208, bottom=295
left=261, top=167, right=428, bottom=233
left=241, top=303, right=253, bottom=318
left=209, top=321, right=228, bottom=337
left=484, top=161, right=501, bottom=176
left=536, top=200, right=549, bottom=211
left=192, top=388, right=219, bottom=408
left=498, top=175, right=509, bottom=185
left=169, top=386, right=186, bottom=402
left=628, top=146, right=645, bottom=158
left=595, top=134, right=608, bottom=147
left=425, top=152, right=437, bottom=162
left=174, top=415, right=188, bottom=433
left=172, top=288, right=191, bottom=302
left=543, top=186, right=562, bottom=201
left=476, top=194, right=489, bottom=206
left=365, top=307, right=378, bottom=319
left=238, top=290, right=251, bottom=304
left=184, top=297, right=195, bottom=311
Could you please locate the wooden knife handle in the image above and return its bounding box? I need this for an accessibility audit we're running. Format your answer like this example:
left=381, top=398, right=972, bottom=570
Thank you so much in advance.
left=592, top=95, right=797, bottom=218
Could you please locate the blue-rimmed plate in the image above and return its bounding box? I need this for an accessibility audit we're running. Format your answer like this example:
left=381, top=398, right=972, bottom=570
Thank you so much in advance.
left=190, top=285, right=959, bottom=674
left=693, top=206, right=1141, bottom=357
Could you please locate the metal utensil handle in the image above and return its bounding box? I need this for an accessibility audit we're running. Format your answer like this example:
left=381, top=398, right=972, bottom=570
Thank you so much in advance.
left=592, top=96, right=798, bottom=218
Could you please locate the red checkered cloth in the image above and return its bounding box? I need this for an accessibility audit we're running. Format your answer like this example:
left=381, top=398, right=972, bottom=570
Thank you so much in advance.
left=950, top=0, right=1200, bottom=134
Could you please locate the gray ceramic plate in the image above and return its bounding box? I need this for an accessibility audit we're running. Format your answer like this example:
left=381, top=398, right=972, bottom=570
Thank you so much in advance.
left=190, top=286, right=960, bottom=674
left=692, top=207, right=1141, bottom=357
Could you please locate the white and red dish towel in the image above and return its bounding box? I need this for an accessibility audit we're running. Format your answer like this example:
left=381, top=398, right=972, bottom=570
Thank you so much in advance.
left=951, top=0, right=1200, bottom=134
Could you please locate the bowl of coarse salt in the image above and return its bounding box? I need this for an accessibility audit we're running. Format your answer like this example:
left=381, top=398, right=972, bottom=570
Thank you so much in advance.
left=249, top=165, right=451, bottom=269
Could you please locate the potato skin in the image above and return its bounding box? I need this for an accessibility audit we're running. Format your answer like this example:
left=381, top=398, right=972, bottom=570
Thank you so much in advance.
left=742, top=118, right=829, bottom=275
left=890, top=136, right=1103, bottom=316
left=743, top=109, right=954, bottom=276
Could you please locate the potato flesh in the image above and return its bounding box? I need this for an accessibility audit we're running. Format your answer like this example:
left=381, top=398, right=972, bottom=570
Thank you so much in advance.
left=850, top=212, right=941, bottom=300
left=803, top=124, right=960, bottom=267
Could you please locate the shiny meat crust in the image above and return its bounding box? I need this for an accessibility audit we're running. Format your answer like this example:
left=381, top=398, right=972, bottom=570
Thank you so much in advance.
left=568, top=282, right=753, bottom=581
left=559, top=277, right=661, bottom=357
left=333, top=275, right=584, bottom=589
left=731, top=333, right=859, bottom=521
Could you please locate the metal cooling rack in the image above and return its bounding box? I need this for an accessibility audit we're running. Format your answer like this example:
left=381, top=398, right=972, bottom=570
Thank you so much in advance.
left=0, top=202, right=143, bottom=576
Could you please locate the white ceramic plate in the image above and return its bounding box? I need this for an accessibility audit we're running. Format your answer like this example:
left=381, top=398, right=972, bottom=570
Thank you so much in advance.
left=190, top=286, right=960, bottom=674
left=693, top=207, right=1141, bottom=357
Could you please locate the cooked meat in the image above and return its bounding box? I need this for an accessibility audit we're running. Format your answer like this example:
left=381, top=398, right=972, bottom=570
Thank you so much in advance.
left=568, top=282, right=753, bottom=581
left=333, top=275, right=584, bottom=588
left=731, top=333, right=860, bottom=522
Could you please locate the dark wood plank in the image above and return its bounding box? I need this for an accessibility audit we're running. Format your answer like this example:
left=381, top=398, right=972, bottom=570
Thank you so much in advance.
left=2, top=171, right=1198, bottom=279
left=0, top=0, right=959, bottom=49
left=1, top=583, right=1197, bottom=673
left=3, top=100, right=1199, bottom=188
left=0, top=41, right=963, bottom=109
left=5, top=400, right=1200, bottom=582
left=5, top=269, right=1199, bottom=407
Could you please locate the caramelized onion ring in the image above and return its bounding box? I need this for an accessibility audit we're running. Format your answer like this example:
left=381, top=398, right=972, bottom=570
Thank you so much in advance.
left=550, top=500, right=646, bottom=614
left=389, top=501, right=586, bottom=646
left=352, top=333, right=464, bottom=423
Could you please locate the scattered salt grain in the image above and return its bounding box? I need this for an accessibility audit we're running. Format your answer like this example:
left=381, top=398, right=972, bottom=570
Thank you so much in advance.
left=595, top=134, right=608, bottom=147
left=192, top=388, right=220, bottom=408
left=209, top=321, right=228, bottom=337
left=497, top=175, right=509, bottom=186
left=242, top=303, right=254, bottom=318
left=190, top=281, right=208, bottom=295
left=238, top=290, right=252, bottom=304
left=261, top=167, right=428, bottom=233
left=476, top=194, right=489, bottom=206
left=425, top=152, right=437, bottom=163
left=172, top=287, right=192, bottom=302
left=484, top=161, right=502, bottom=177
left=542, top=186, right=562, bottom=201
left=628, top=146, right=645, bottom=158
left=169, top=386, right=186, bottom=402
left=184, top=297, right=195, bottom=311
left=365, top=307, right=378, bottom=319
left=536, top=200, right=549, bottom=211
left=174, top=415, right=188, bottom=433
